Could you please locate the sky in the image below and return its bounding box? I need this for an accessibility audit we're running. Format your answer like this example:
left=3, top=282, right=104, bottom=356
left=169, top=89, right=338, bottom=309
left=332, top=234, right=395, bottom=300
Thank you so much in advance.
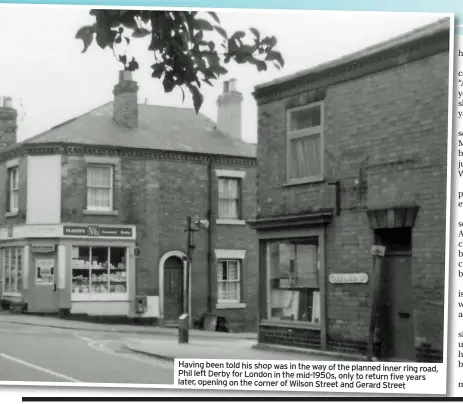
left=0, top=5, right=446, bottom=143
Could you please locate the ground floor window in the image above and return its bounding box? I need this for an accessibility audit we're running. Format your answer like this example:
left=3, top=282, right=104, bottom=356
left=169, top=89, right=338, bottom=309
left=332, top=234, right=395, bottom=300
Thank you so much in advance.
left=266, top=238, right=320, bottom=324
left=217, top=259, right=241, bottom=303
left=72, top=246, right=127, bottom=296
left=2, top=247, right=23, bottom=294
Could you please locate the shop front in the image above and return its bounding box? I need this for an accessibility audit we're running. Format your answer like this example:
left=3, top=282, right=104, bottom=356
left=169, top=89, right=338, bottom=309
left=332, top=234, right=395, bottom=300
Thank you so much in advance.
left=0, top=223, right=138, bottom=317
left=250, top=212, right=331, bottom=352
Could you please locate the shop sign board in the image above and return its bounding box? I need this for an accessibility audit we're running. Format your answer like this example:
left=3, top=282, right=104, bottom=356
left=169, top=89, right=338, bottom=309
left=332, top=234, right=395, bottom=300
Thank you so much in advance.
left=63, top=225, right=133, bottom=238
left=36, top=258, right=55, bottom=285
left=329, top=273, right=369, bottom=284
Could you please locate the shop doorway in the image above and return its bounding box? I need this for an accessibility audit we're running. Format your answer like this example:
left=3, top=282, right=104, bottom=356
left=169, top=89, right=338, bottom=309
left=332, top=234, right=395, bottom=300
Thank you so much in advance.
left=376, top=228, right=415, bottom=361
left=163, top=255, right=184, bottom=324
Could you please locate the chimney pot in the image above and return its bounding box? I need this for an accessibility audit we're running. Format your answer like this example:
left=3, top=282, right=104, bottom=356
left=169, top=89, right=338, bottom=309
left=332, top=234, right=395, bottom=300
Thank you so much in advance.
left=216, top=79, right=243, bottom=140
left=0, top=96, right=17, bottom=149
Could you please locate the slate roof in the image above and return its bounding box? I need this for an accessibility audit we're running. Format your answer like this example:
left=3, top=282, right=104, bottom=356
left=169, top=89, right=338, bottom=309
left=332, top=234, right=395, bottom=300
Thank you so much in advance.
left=255, top=17, right=451, bottom=91
left=23, top=102, right=256, bottom=159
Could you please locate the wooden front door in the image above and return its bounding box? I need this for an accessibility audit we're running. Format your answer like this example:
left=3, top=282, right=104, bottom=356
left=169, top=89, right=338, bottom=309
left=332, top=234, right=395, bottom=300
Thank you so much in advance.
left=163, top=256, right=184, bottom=323
left=377, top=229, right=415, bottom=361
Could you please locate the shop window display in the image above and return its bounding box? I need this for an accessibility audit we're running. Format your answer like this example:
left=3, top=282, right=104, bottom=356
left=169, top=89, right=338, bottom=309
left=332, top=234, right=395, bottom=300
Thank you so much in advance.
left=2, top=247, right=23, bottom=294
left=266, top=239, right=320, bottom=324
left=72, top=246, right=127, bottom=296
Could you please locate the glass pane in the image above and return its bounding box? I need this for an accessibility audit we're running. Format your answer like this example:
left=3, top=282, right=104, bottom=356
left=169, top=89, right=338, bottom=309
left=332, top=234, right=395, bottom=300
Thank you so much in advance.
left=109, top=247, right=127, bottom=294
left=91, top=247, right=109, bottom=293
left=218, top=282, right=227, bottom=301
left=289, top=105, right=321, bottom=131
left=88, top=166, right=111, bottom=187
left=72, top=247, right=91, bottom=294
left=295, top=245, right=318, bottom=287
left=289, top=135, right=321, bottom=179
left=4, top=249, right=10, bottom=292
left=16, top=248, right=23, bottom=293
left=267, top=240, right=320, bottom=323
left=227, top=282, right=239, bottom=300
left=227, top=261, right=239, bottom=280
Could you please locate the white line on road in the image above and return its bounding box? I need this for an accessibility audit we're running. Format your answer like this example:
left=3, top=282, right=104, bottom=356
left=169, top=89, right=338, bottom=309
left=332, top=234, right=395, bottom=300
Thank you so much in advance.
left=87, top=339, right=173, bottom=370
left=0, top=353, right=80, bottom=383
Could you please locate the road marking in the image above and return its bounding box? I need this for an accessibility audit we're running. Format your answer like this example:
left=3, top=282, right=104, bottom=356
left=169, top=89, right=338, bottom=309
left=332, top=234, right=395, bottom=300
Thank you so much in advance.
left=0, top=353, right=80, bottom=382
left=87, top=339, right=173, bottom=370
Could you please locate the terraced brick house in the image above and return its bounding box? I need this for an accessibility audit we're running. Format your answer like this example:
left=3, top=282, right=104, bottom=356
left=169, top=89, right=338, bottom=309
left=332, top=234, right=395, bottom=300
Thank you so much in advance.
left=0, top=74, right=258, bottom=333
left=249, top=18, right=451, bottom=361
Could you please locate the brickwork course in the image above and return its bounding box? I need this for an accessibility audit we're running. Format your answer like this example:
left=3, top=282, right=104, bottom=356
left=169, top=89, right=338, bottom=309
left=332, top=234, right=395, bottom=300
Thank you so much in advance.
left=252, top=18, right=450, bottom=360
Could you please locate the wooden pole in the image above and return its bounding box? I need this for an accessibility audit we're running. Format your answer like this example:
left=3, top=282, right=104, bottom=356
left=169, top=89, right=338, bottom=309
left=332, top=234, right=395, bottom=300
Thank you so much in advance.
left=179, top=216, right=192, bottom=344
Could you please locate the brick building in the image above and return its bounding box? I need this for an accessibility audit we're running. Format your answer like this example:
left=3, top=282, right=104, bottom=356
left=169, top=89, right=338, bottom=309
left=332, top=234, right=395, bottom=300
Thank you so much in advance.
left=0, top=73, right=258, bottom=332
left=249, top=18, right=451, bottom=361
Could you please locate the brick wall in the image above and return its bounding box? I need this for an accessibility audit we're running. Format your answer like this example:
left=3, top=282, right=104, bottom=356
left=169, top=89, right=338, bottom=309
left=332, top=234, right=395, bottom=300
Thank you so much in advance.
left=255, top=50, right=449, bottom=358
left=60, top=153, right=258, bottom=332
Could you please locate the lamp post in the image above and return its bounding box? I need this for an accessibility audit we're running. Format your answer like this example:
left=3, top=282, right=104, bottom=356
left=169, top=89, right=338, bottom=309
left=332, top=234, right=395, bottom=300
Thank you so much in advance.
left=178, top=215, right=209, bottom=344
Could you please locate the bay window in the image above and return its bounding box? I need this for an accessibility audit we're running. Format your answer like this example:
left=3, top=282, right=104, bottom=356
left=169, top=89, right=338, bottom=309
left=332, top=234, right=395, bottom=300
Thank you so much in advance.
left=266, top=239, right=320, bottom=324
left=2, top=247, right=23, bottom=294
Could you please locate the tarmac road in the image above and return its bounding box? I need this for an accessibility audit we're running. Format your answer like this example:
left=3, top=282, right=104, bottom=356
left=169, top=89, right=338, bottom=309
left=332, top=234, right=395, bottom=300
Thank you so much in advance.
left=0, top=322, right=174, bottom=385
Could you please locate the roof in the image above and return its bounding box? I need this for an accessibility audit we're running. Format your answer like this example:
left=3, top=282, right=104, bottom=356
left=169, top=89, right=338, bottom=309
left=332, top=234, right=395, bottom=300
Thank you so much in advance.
left=23, top=103, right=256, bottom=159
left=255, top=17, right=451, bottom=93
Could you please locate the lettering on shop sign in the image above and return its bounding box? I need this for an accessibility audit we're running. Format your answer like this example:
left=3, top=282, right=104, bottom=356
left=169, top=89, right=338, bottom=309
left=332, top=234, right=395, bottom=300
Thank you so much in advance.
left=328, top=273, right=369, bottom=284
left=63, top=225, right=133, bottom=238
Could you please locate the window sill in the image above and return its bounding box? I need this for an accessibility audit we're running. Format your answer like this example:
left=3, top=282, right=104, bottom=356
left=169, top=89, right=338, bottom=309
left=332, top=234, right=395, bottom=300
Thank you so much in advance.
left=5, top=211, right=18, bottom=218
left=260, top=319, right=321, bottom=330
left=283, top=176, right=324, bottom=187
left=2, top=292, right=21, bottom=298
left=216, top=219, right=246, bottom=226
left=216, top=302, right=246, bottom=309
left=71, top=293, right=128, bottom=302
left=83, top=209, right=119, bottom=216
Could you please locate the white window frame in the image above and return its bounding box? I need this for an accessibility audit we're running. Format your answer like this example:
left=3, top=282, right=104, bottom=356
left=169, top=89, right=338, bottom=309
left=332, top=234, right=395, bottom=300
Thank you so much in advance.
left=286, top=101, right=324, bottom=185
left=2, top=246, right=23, bottom=297
left=217, top=259, right=241, bottom=304
left=215, top=169, right=246, bottom=225
left=7, top=165, right=19, bottom=214
left=215, top=249, right=246, bottom=309
left=71, top=245, right=129, bottom=302
left=86, top=164, right=114, bottom=212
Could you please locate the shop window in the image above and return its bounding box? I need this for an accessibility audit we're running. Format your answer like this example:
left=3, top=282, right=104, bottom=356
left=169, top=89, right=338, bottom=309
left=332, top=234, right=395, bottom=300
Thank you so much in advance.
left=266, top=239, right=320, bottom=323
left=217, top=260, right=241, bottom=303
left=86, top=165, right=113, bottom=211
left=72, top=246, right=127, bottom=297
left=2, top=247, right=23, bottom=294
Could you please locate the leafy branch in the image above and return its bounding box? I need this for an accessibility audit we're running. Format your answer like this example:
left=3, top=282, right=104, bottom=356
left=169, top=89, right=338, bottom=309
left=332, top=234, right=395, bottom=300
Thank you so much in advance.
left=76, top=10, right=284, bottom=113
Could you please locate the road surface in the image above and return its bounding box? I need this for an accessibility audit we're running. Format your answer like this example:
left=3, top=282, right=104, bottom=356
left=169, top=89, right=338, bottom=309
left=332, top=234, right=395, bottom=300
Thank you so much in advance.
left=0, top=322, right=174, bottom=385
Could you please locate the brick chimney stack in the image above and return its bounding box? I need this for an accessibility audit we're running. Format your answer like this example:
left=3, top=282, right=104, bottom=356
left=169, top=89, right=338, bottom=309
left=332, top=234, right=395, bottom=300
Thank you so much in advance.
left=113, top=70, right=139, bottom=129
left=216, top=79, right=243, bottom=140
left=0, top=97, right=18, bottom=150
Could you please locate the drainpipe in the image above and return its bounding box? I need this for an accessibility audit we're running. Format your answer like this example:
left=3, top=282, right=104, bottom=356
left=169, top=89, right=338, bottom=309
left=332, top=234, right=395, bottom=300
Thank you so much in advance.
left=207, top=159, right=213, bottom=313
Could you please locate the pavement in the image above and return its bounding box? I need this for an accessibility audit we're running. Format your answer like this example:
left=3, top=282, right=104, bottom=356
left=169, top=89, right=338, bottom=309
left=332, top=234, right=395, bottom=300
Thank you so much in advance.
left=0, top=311, right=363, bottom=377
left=0, top=311, right=256, bottom=340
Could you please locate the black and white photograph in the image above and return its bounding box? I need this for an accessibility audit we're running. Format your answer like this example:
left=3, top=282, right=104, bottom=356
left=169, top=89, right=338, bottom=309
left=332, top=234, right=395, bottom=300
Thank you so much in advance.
left=0, top=4, right=452, bottom=390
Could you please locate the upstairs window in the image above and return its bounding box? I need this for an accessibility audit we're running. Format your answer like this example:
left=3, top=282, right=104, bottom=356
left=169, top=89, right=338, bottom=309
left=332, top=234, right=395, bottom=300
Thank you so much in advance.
left=87, top=165, right=113, bottom=211
left=7, top=166, right=19, bottom=213
left=287, top=102, right=324, bottom=183
left=218, top=178, right=241, bottom=220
